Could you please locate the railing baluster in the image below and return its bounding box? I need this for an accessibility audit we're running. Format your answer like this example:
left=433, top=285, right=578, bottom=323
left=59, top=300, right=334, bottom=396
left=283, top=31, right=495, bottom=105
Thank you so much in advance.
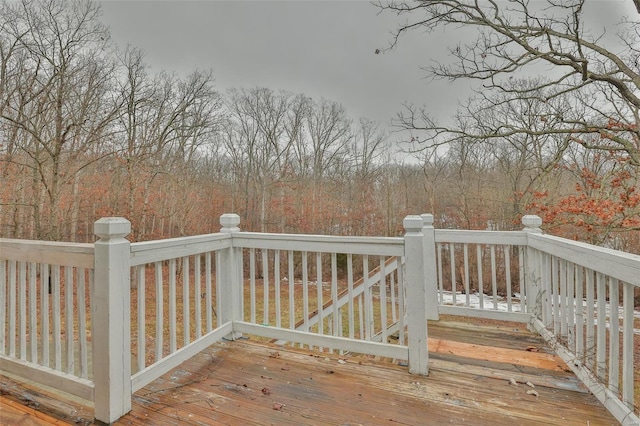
left=559, top=259, right=567, bottom=338
left=437, top=243, right=443, bottom=304
left=552, top=257, right=560, bottom=335
left=477, top=245, right=483, bottom=310
left=316, top=252, right=323, bottom=336
left=379, top=256, right=387, bottom=343
left=194, top=254, right=202, bottom=339
left=608, top=278, right=619, bottom=393
left=154, top=261, right=163, bottom=361
left=249, top=248, right=255, bottom=324
left=302, top=252, right=309, bottom=333
left=347, top=254, right=354, bottom=339
left=0, top=260, right=5, bottom=354
left=504, top=246, right=512, bottom=312
left=596, top=272, right=606, bottom=380
left=567, top=262, right=575, bottom=350
left=8, top=260, right=16, bottom=358
left=363, top=255, right=371, bottom=340
left=52, top=265, right=61, bottom=370
left=622, top=281, right=634, bottom=409
left=288, top=251, right=295, bottom=330
left=136, top=266, right=145, bottom=372
left=78, top=268, right=88, bottom=378
left=65, top=266, right=74, bottom=373
left=263, top=249, right=269, bottom=325
left=575, top=265, right=584, bottom=359
left=29, top=262, right=37, bottom=362
left=183, top=256, right=190, bottom=346
left=463, top=244, right=470, bottom=307
left=331, top=253, right=338, bottom=337
left=542, top=253, right=553, bottom=326
left=449, top=243, right=456, bottom=305
left=19, top=261, right=27, bottom=360
left=490, top=245, right=497, bottom=310
left=585, top=268, right=595, bottom=370
left=169, top=259, right=177, bottom=353
left=275, top=250, right=281, bottom=328
left=390, top=262, right=397, bottom=323
left=397, top=260, right=405, bottom=345
left=205, top=252, right=213, bottom=332
left=41, top=264, right=49, bottom=367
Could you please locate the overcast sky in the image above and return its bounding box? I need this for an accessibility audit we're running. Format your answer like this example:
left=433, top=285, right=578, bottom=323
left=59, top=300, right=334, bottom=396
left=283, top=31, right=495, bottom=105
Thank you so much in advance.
left=98, top=1, right=636, bottom=138
left=99, top=1, right=468, bottom=130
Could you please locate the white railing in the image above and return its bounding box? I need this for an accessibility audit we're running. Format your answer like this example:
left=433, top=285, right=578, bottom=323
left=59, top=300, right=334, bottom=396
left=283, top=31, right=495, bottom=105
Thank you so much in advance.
left=1, top=213, right=637, bottom=424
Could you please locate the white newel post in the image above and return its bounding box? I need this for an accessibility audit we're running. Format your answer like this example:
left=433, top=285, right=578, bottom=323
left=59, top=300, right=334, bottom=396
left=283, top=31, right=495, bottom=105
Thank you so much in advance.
left=421, top=214, right=439, bottom=321
left=522, top=215, right=542, bottom=317
left=219, top=214, right=242, bottom=339
left=93, top=218, right=132, bottom=424
left=404, top=215, right=429, bottom=375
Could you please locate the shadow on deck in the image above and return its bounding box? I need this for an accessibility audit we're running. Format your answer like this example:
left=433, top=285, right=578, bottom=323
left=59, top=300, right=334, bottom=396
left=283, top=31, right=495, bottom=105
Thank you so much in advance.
left=0, top=318, right=618, bottom=425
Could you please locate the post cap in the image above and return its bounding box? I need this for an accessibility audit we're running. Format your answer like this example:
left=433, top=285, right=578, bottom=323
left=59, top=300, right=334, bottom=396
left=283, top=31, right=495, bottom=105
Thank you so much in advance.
left=220, top=213, right=241, bottom=232
left=403, top=215, right=424, bottom=233
left=421, top=213, right=434, bottom=227
left=94, top=217, right=131, bottom=240
left=522, top=215, right=542, bottom=233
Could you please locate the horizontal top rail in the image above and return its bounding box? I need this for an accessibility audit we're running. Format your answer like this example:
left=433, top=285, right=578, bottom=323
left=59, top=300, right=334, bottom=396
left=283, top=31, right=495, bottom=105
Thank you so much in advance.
left=0, top=238, right=94, bottom=268
left=130, top=233, right=232, bottom=266
left=435, top=229, right=528, bottom=245
left=528, top=233, right=640, bottom=286
left=231, top=232, right=405, bottom=256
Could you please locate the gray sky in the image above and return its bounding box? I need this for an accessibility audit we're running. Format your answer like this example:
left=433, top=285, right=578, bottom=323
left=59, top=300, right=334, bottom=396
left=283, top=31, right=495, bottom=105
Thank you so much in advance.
left=98, top=1, right=636, bottom=137
left=99, top=1, right=466, bottom=129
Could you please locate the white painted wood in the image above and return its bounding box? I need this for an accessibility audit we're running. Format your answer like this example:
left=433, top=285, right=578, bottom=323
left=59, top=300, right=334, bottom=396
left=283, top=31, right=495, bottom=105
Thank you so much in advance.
left=434, top=230, right=527, bottom=245
left=8, top=261, right=16, bottom=358
left=390, top=266, right=397, bottom=322
left=347, top=254, right=355, bottom=339
left=129, top=233, right=231, bottom=266
left=28, top=263, right=37, bottom=363
left=169, top=259, right=177, bottom=353
left=552, top=258, right=560, bottom=335
left=154, top=262, right=163, bottom=361
left=131, top=322, right=233, bottom=393
left=596, top=272, right=607, bottom=380
left=316, top=252, right=323, bottom=336
left=93, top=217, right=132, bottom=423
left=438, top=306, right=531, bottom=323
left=0, top=260, right=5, bottom=354
left=608, top=278, right=620, bottom=393
left=567, top=262, right=575, bottom=350
left=18, top=261, right=26, bottom=360
left=205, top=252, right=213, bottom=332
left=0, top=355, right=94, bottom=402
left=477, top=245, right=483, bottom=310
left=262, top=249, right=269, bottom=325
left=232, top=233, right=405, bottom=257
left=585, top=269, right=595, bottom=370
left=397, top=260, right=406, bottom=345
left=559, top=259, right=567, bottom=338
left=463, top=244, right=470, bottom=308
left=449, top=243, right=456, bottom=306
left=65, top=266, right=74, bottom=373
left=136, top=266, right=145, bottom=373
left=41, top=264, right=49, bottom=367
left=218, top=214, right=242, bottom=340
left=490, top=245, right=497, bottom=310
left=504, top=246, right=512, bottom=312
left=52, top=265, right=61, bottom=370
left=379, top=256, right=387, bottom=343
left=302, top=252, right=309, bottom=332
left=421, top=215, right=439, bottom=321
left=331, top=253, right=339, bottom=337
left=234, top=321, right=408, bottom=361
left=0, top=239, right=93, bottom=269
left=403, top=215, right=428, bottom=375
left=77, top=268, right=88, bottom=379
left=528, top=233, right=640, bottom=285
left=275, top=250, right=281, bottom=328
left=575, top=265, right=584, bottom=359
left=194, top=254, right=202, bottom=339
left=249, top=248, right=256, bottom=324
left=437, top=244, right=444, bottom=305
left=288, top=251, right=295, bottom=330
left=363, top=255, right=371, bottom=340
left=622, top=282, right=634, bottom=409
left=183, top=256, right=190, bottom=346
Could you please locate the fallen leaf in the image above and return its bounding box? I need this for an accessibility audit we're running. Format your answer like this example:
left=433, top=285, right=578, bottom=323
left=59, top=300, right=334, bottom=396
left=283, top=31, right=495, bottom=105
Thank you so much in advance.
left=269, top=351, right=280, bottom=358
left=526, top=389, right=539, bottom=397
left=261, top=387, right=271, bottom=395
left=273, top=402, right=284, bottom=410
left=281, top=365, right=290, bottom=371
left=525, top=346, right=539, bottom=352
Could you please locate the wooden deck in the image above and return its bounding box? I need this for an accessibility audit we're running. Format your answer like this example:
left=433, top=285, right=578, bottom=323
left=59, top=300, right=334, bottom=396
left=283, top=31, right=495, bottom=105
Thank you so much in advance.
left=1, top=319, right=619, bottom=425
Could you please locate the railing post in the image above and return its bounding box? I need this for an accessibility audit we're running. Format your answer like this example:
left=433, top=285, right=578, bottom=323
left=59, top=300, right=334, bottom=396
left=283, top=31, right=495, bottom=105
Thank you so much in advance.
left=219, top=214, right=242, bottom=339
left=421, top=214, right=439, bottom=321
left=522, top=215, right=542, bottom=317
left=93, top=218, right=132, bottom=424
left=404, top=215, right=428, bottom=375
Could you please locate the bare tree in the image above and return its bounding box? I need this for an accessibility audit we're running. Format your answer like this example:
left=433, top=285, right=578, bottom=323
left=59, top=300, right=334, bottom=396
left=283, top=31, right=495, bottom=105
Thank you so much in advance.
left=379, top=0, right=640, bottom=163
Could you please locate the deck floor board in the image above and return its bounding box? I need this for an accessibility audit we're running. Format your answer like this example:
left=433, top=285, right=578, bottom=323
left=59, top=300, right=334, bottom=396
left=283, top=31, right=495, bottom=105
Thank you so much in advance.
left=0, top=319, right=620, bottom=425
